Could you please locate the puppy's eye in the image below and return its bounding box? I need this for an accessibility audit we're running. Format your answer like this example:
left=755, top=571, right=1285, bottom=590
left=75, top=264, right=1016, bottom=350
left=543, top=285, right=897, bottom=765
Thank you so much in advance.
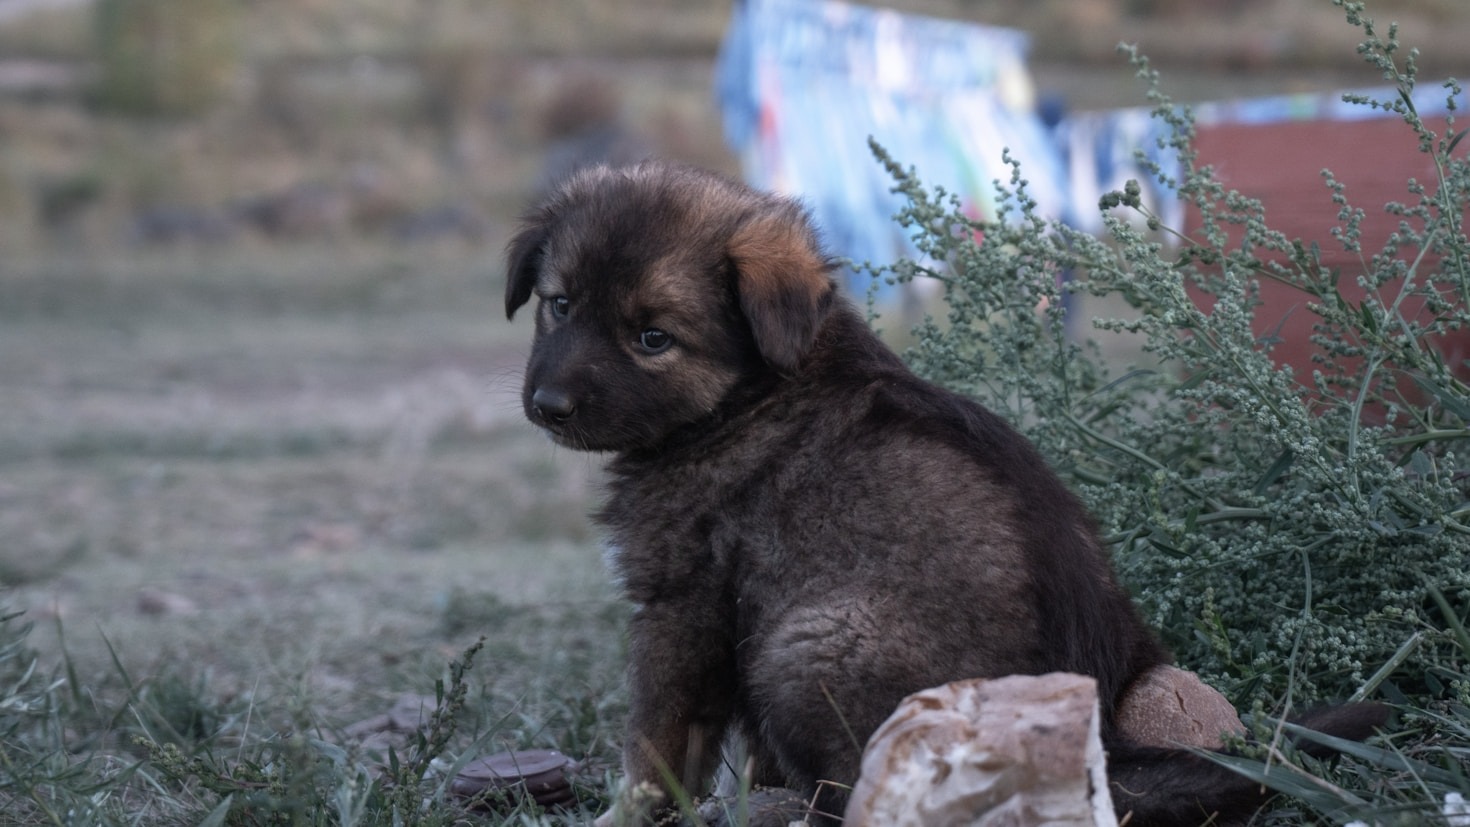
left=549, top=296, right=570, bottom=319
left=638, top=328, right=673, bottom=354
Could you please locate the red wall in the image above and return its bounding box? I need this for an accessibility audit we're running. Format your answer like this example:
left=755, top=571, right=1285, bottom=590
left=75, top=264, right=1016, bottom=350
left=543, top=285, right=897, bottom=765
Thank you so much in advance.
left=1186, top=116, right=1470, bottom=402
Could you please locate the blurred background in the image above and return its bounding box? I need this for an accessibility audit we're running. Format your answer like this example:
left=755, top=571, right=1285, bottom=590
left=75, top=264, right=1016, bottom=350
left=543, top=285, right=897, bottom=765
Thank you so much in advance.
left=0, top=0, right=1467, bottom=254
left=0, top=0, right=1468, bottom=717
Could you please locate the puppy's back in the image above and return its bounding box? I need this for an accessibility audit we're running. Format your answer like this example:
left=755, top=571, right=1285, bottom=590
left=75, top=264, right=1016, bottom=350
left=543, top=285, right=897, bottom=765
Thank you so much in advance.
left=756, top=307, right=1167, bottom=720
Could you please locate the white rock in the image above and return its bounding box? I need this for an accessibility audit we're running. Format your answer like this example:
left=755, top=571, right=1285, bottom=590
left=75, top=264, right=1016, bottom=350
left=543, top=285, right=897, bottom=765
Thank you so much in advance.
left=843, top=673, right=1116, bottom=827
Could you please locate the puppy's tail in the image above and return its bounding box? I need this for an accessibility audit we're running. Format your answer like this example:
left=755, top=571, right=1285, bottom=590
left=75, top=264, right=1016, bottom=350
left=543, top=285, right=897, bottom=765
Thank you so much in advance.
left=1106, top=703, right=1389, bottom=827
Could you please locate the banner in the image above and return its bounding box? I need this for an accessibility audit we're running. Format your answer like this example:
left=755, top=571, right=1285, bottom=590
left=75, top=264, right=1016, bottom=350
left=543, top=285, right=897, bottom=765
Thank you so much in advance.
left=717, top=0, right=1069, bottom=293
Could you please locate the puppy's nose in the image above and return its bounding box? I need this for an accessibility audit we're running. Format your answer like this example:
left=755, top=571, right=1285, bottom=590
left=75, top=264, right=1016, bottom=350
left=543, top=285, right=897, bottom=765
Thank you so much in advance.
left=531, top=387, right=576, bottom=424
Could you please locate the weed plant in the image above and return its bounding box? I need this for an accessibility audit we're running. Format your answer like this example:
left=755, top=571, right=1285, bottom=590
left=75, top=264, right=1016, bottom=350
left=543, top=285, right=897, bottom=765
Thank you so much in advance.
left=864, top=0, right=1469, bottom=820
left=0, top=609, right=147, bottom=824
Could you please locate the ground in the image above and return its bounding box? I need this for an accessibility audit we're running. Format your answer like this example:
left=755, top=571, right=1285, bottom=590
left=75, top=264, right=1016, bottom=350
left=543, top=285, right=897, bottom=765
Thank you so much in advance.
left=0, top=242, right=623, bottom=755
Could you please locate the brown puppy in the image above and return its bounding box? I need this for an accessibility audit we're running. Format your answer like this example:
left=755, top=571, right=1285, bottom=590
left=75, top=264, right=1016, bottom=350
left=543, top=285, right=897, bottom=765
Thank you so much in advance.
left=504, top=162, right=1383, bottom=826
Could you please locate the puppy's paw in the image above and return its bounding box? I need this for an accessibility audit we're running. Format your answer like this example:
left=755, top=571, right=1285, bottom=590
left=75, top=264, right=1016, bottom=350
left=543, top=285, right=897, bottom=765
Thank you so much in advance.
left=597, top=780, right=668, bottom=826
left=696, top=786, right=810, bottom=827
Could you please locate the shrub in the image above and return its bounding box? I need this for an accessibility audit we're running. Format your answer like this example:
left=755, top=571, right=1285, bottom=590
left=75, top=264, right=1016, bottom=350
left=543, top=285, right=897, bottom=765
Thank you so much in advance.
left=866, top=7, right=1470, bottom=818
left=93, top=0, right=238, bottom=116
left=866, top=0, right=1470, bottom=711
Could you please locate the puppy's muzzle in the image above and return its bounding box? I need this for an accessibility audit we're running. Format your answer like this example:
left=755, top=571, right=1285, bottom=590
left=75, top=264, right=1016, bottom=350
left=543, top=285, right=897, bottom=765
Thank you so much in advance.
left=531, top=386, right=577, bottom=425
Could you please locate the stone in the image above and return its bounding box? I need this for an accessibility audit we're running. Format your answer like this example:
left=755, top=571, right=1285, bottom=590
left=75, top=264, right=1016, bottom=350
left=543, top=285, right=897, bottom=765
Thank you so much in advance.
left=843, top=673, right=1116, bottom=827
left=449, top=749, right=575, bottom=811
left=1115, top=665, right=1244, bottom=750
left=136, top=587, right=198, bottom=617
left=342, top=692, right=439, bottom=770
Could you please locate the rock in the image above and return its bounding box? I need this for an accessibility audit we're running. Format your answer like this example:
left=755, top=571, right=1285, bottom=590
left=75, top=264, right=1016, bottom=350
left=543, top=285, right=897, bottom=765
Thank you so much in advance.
left=129, top=204, right=235, bottom=245
left=844, top=673, right=1116, bottom=827
left=390, top=202, right=490, bottom=243
left=1116, top=665, right=1244, bottom=750
left=385, top=692, right=436, bottom=731
left=450, top=749, right=575, bottom=812
left=232, top=182, right=350, bottom=239
left=342, top=692, right=438, bottom=768
left=136, top=587, right=198, bottom=617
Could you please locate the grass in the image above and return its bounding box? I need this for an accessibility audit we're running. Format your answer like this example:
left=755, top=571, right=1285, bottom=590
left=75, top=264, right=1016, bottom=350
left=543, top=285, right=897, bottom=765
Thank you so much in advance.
left=0, top=242, right=631, bottom=825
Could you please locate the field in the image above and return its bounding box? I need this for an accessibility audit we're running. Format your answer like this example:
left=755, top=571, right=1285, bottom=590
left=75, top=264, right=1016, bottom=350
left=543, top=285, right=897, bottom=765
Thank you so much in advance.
left=0, top=242, right=635, bottom=822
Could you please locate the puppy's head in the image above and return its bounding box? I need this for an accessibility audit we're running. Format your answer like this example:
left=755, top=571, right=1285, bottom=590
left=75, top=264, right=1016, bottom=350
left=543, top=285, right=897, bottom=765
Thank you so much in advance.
left=504, top=162, right=835, bottom=451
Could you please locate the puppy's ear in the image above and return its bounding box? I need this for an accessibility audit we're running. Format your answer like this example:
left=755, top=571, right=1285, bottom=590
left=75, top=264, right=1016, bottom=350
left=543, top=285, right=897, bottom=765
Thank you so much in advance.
left=728, top=203, right=835, bottom=373
left=504, top=210, right=554, bottom=320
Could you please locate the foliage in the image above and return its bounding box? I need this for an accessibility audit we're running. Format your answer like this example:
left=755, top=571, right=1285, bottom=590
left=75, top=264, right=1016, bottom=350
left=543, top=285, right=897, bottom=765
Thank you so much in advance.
left=1216, top=587, right=1470, bottom=825
left=92, top=0, right=238, bottom=116
left=864, top=0, right=1470, bottom=819
left=869, top=0, right=1469, bottom=711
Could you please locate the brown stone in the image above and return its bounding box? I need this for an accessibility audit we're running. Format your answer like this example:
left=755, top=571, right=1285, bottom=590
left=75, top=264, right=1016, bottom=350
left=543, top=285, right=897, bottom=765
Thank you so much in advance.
left=1115, top=665, right=1244, bottom=750
left=449, top=749, right=575, bottom=811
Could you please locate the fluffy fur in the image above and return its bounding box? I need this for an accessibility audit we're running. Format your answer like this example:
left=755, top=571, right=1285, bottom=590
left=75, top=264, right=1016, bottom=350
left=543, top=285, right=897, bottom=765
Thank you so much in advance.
left=504, top=161, right=1385, bottom=826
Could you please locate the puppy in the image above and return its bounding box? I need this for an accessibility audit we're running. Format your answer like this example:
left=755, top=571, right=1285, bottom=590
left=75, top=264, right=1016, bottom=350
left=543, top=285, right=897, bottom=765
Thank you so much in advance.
left=504, top=162, right=1384, bottom=826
